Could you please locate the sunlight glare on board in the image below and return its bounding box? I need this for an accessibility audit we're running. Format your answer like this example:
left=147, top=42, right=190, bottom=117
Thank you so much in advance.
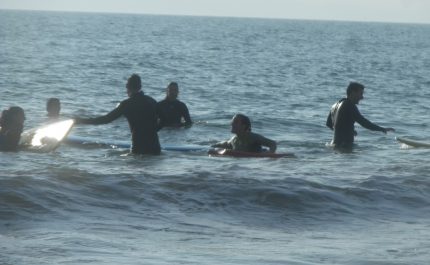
left=30, top=120, right=74, bottom=147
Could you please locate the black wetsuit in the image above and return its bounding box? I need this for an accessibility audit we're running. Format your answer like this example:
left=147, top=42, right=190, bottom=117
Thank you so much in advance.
left=326, top=98, right=384, bottom=146
left=0, top=124, right=23, bottom=151
left=78, top=91, right=168, bottom=155
left=0, top=128, right=8, bottom=151
left=157, top=99, right=191, bottom=126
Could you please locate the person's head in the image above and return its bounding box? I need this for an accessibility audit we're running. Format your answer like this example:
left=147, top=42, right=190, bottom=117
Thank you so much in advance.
left=0, top=106, right=25, bottom=128
left=346, top=82, right=365, bottom=104
left=166, top=82, right=179, bottom=101
left=230, top=114, right=251, bottom=135
left=46, top=98, right=61, bottom=117
left=126, top=74, right=142, bottom=96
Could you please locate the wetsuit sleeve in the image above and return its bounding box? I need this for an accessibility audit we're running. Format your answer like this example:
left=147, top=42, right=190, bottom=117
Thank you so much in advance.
left=155, top=103, right=168, bottom=132
left=253, top=133, right=277, bottom=153
left=78, top=104, right=124, bottom=125
left=326, top=111, right=333, bottom=130
left=182, top=104, right=192, bottom=124
left=354, top=110, right=384, bottom=132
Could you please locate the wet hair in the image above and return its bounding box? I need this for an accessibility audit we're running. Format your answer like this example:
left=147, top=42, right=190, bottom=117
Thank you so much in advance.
left=235, top=114, right=252, bottom=132
left=127, top=74, right=142, bottom=91
left=46, top=98, right=60, bottom=114
left=165, top=82, right=179, bottom=99
left=166, top=82, right=178, bottom=90
left=0, top=106, right=24, bottom=128
left=346, top=82, right=365, bottom=96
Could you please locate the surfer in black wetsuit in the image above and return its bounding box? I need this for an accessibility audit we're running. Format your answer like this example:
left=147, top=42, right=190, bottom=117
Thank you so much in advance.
left=46, top=98, right=61, bottom=118
left=157, top=82, right=192, bottom=127
left=74, top=74, right=168, bottom=155
left=326, top=82, right=395, bottom=147
left=0, top=106, right=26, bottom=152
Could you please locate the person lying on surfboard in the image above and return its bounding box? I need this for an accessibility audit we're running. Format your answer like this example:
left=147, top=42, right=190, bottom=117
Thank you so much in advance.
left=157, top=82, right=192, bottom=127
left=74, top=74, right=168, bottom=155
left=326, top=82, right=395, bottom=147
left=0, top=106, right=26, bottom=152
left=211, top=114, right=277, bottom=153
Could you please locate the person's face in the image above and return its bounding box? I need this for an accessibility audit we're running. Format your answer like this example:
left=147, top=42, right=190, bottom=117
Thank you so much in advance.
left=350, top=88, right=364, bottom=104
left=230, top=115, right=246, bottom=134
left=166, top=85, right=179, bottom=101
left=48, top=102, right=60, bottom=116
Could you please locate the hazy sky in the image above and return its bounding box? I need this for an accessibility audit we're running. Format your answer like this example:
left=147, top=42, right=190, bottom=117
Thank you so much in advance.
left=1, top=0, right=429, bottom=24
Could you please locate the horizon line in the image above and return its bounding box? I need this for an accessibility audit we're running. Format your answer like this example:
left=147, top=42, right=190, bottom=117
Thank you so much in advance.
left=1, top=8, right=429, bottom=26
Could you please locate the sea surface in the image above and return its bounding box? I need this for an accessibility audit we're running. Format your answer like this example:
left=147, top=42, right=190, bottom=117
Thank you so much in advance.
left=1, top=10, right=430, bottom=264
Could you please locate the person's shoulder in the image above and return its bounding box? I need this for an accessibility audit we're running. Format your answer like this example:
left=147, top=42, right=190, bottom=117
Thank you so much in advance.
left=157, top=98, right=168, bottom=104
left=246, top=131, right=264, bottom=139
left=246, top=131, right=260, bottom=136
left=176, top=100, right=188, bottom=106
left=141, top=94, right=157, bottom=104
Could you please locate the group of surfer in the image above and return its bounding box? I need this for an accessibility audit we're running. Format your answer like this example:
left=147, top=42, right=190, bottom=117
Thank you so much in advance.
left=0, top=74, right=395, bottom=153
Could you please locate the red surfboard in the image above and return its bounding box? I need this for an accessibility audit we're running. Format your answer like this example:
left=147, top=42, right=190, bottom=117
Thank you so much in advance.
left=207, top=149, right=294, bottom=158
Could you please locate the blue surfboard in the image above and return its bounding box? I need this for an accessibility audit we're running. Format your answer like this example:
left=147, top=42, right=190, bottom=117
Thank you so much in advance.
left=64, top=135, right=214, bottom=151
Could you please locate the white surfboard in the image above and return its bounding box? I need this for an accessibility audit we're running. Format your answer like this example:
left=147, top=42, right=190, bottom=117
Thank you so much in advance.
left=395, top=136, right=430, bottom=148
left=19, top=119, right=75, bottom=153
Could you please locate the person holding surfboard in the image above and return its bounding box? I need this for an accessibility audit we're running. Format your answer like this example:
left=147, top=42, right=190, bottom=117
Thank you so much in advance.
left=326, top=82, right=395, bottom=146
left=0, top=106, right=26, bottom=152
left=157, top=82, right=192, bottom=127
left=74, top=74, right=168, bottom=155
left=211, top=114, right=277, bottom=153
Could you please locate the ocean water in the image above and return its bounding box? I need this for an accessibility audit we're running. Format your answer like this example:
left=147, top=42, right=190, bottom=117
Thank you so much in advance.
left=1, top=10, right=430, bottom=264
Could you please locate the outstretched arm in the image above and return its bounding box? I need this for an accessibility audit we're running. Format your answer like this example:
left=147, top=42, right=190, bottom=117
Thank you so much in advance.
left=355, top=111, right=385, bottom=132
left=259, top=136, right=277, bottom=153
left=75, top=106, right=123, bottom=125
left=382, top=128, right=395, bottom=134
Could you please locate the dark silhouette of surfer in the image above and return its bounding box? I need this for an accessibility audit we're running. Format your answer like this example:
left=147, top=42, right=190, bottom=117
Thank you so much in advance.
left=326, top=82, right=395, bottom=147
left=74, top=74, right=168, bottom=155
left=46, top=98, right=61, bottom=118
left=0, top=106, right=26, bottom=152
left=157, top=82, right=192, bottom=127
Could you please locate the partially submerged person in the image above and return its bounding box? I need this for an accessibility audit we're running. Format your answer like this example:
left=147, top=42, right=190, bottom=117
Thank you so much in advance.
left=157, top=82, right=192, bottom=127
left=46, top=98, right=61, bottom=118
left=0, top=106, right=26, bottom=152
left=211, top=114, right=277, bottom=153
left=326, top=82, right=395, bottom=147
left=74, top=74, right=168, bottom=155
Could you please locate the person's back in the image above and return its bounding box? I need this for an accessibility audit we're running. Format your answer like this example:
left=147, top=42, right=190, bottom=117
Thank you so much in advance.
left=328, top=98, right=357, bottom=145
left=120, top=91, right=163, bottom=154
left=75, top=74, right=167, bottom=155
